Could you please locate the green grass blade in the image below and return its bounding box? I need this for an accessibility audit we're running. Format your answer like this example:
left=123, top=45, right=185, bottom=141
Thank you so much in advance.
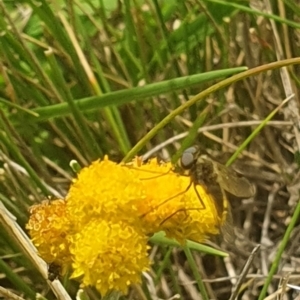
left=226, top=95, right=293, bottom=166
left=0, top=258, right=36, bottom=298
left=150, top=232, right=228, bottom=257
left=183, top=246, right=209, bottom=300
left=28, top=67, right=247, bottom=121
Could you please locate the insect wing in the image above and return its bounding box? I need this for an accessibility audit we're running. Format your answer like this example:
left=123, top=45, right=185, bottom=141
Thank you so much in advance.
left=205, top=182, right=235, bottom=242
left=213, top=161, right=255, bottom=198
left=204, top=181, right=225, bottom=218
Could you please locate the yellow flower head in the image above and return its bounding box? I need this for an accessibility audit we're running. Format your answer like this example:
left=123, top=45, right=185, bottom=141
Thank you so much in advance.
left=26, top=199, right=71, bottom=268
left=27, top=155, right=225, bottom=295
left=69, top=219, right=150, bottom=296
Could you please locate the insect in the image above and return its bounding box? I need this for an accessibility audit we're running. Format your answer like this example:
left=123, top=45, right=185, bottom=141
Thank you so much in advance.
left=179, top=146, right=255, bottom=222
left=47, top=262, right=61, bottom=281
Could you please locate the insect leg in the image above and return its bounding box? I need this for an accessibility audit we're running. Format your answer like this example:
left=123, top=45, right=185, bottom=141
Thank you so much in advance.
left=192, top=182, right=206, bottom=210
left=159, top=208, right=204, bottom=226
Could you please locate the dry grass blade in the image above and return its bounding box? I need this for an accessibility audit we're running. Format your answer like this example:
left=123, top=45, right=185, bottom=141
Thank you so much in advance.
left=0, top=286, right=25, bottom=300
left=229, top=245, right=260, bottom=300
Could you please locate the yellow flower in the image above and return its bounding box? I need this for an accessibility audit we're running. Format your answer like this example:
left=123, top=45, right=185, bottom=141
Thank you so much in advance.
left=69, top=219, right=150, bottom=296
left=27, top=155, right=225, bottom=295
left=26, top=199, right=71, bottom=269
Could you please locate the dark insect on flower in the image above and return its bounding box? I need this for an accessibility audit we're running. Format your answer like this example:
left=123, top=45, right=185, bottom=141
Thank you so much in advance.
left=179, top=146, right=255, bottom=239
left=47, top=262, right=61, bottom=281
